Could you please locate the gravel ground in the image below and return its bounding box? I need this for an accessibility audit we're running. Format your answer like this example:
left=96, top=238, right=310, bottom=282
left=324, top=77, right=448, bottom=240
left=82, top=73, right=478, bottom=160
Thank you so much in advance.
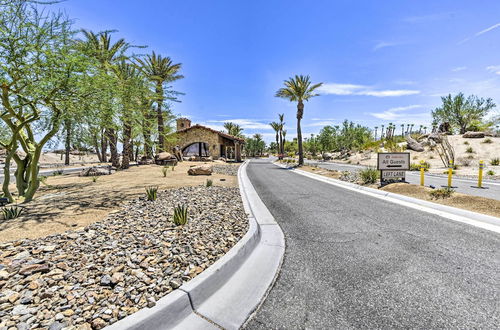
left=0, top=186, right=248, bottom=330
left=212, top=164, right=240, bottom=176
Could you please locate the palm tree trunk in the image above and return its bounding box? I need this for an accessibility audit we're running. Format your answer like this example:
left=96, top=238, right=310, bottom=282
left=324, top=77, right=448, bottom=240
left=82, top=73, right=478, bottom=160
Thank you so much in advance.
left=297, top=101, right=304, bottom=166
left=156, top=83, right=165, bottom=152
left=100, top=130, right=107, bottom=162
left=275, top=133, right=279, bottom=154
left=107, top=128, right=120, bottom=168
left=121, top=122, right=132, bottom=169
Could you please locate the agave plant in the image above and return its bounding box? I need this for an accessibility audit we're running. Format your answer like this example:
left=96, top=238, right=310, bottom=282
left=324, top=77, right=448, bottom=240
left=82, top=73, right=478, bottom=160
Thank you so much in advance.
left=173, top=204, right=188, bottom=226
left=145, top=186, right=158, bottom=201
left=2, top=206, right=24, bottom=220
left=206, top=179, right=213, bottom=187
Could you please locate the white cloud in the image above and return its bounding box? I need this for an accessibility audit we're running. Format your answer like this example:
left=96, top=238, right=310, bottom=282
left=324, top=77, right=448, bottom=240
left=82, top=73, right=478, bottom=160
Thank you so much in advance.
left=373, top=42, right=398, bottom=51
left=369, top=105, right=424, bottom=120
left=486, top=65, right=500, bottom=75
left=311, top=117, right=336, bottom=121
left=318, top=83, right=420, bottom=97
left=459, top=22, right=500, bottom=44
left=204, top=119, right=272, bottom=130
left=451, top=66, right=467, bottom=72
left=305, top=121, right=337, bottom=127
left=402, top=13, right=452, bottom=23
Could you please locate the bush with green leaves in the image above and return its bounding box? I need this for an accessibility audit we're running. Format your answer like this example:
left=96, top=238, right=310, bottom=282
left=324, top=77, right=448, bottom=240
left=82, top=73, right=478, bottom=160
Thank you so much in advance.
left=410, top=162, right=430, bottom=171
left=429, top=187, right=454, bottom=199
left=482, top=138, right=493, bottom=144
left=359, top=167, right=379, bottom=184
left=486, top=170, right=495, bottom=176
left=465, top=146, right=474, bottom=154
left=206, top=179, right=213, bottom=187
left=91, top=175, right=99, bottom=183
left=145, top=186, right=158, bottom=201
left=173, top=204, right=188, bottom=226
left=2, top=206, right=24, bottom=220
left=491, top=158, right=500, bottom=166
left=463, top=141, right=469, bottom=145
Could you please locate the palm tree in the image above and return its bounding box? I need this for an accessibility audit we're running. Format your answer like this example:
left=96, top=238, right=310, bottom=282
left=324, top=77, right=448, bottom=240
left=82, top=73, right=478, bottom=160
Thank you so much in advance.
left=278, top=113, right=285, bottom=159
left=381, top=124, right=385, bottom=139
left=136, top=52, right=183, bottom=152
left=224, top=122, right=243, bottom=137
left=269, top=122, right=281, bottom=154
left=275, top=75, right=322, bottom=165
left=80, top=30, right=131, bottom=167
left=282, top=129, right=287, bottom=152
left=374, top=126, right=378, bottom=140
left=253, top=133, right=264, bottom=156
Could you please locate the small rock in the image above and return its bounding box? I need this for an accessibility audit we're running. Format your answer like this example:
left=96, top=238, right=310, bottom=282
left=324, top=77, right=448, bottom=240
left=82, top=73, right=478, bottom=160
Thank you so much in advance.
left=48, top=321, right=65, bottom=330
left=100, top=275, right=112, bottom=286
left=18, top=264, right=49, bottom=276
left=42, top=245, right=57, bottom=252
left=62, top=309, right=74, bottom=317
left=91, top=318, right=106, bottom=330
left=169, top=280, right=181, bottom=289
left=0, top=270, right=10, bottom=280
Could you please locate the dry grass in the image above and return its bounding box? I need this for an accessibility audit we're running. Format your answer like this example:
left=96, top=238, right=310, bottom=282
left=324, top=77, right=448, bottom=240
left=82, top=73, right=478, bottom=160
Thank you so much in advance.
left=381, top=183, right=500, bottom=217
left=0, top=162, right=238, bottom=242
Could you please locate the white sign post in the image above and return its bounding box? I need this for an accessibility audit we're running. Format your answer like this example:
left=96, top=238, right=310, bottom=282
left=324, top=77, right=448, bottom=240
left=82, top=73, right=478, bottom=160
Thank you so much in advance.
left=377, top=152, right=410, bottom=185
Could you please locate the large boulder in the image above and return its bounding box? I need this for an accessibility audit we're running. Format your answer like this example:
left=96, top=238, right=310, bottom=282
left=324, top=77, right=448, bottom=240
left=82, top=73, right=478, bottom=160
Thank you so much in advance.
left=322, top=153, right=333, bottom=160
left=406, top=136, right=424, bottom=152
left=462, top=131, right=485, bottom=138
left=156, top=152, right=173, bottom=161
left=79, top=167, right=111, bottom=176
left=187, top=165, right=213, bottom=175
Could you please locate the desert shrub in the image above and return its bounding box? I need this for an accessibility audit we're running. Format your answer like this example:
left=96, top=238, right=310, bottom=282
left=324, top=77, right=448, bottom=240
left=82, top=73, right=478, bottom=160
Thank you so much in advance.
left=467, top=154, right=474, bottom=159
left=91, top=175, right=99, bottom=183
left=486, top=170, right=495, bottom=176
left=482, top=138, right=493, bottom=144
left=410, top=162, right=430, bottom=171
left=429, top=155, right=434, bottom=159
left=412, top=155, right=418, bottom=160
left=145, top=186, right=158, bottom=201
left=2, top=206, right=23, bottom=220
left=429, top=187, right=454, bottom=199
left=206, top=179, right=213, bottom=187
left=38, top=175, right=50, bottom=187
left=491, top=158, right=500, bottom=166
left=171, top=165, right=175, bottom=171
left=463, top=141, right=469, bottom=145
left=173, top=204, right=188, bottom=225
left=465, top=147, right=474, bottom=154
left=359, top=167, right=379, bottom=184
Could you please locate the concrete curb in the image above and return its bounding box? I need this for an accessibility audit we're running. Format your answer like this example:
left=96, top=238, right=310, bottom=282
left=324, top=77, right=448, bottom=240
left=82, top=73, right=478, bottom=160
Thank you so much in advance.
left=275, top=162, right=500, bottom=234
left=106, top=160, right=284, bottom=329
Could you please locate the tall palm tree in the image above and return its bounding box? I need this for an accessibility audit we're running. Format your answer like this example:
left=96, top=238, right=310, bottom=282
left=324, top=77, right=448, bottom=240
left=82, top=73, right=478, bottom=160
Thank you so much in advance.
left=269, top=122, right=281, bottom=154
left=282, top=129, right=287, bottom=152
left=136, top=52, right=183, bottom=152
left=278, top=113, right=285, bottom=159
left=80, top=30, right=131, bottom=167
left=374, top=126, right=378, bottom=140
left=275, top=75, right=322, bottom=165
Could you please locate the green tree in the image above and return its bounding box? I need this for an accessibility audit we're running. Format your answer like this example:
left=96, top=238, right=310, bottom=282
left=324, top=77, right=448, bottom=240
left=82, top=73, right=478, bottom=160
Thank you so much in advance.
left=224, top=122, right=244, bottom=137
left=432, top=93, right=496, bottom=134
left=275, top=75, right=322, bottom=165
left=269, top=122, right=281, bottom=153
left=136, top=52, right=183, bottom=152
left=0, top=1, right=91, bottom=202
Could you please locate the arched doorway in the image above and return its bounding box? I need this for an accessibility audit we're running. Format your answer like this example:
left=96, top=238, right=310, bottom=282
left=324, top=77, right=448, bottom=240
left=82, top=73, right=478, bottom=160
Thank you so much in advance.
left=182, top=142, right=210, bottom=157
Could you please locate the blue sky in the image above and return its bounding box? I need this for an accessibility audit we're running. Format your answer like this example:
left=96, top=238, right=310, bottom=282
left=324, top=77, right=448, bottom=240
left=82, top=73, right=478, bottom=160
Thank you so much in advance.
left=54, top=0, right=500, bottom=142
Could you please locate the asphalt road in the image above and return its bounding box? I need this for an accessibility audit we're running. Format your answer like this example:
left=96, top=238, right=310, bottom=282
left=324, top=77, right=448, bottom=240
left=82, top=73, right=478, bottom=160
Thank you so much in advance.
left=305, top=160, right=500, bottom=201
left=244, top=159, right=500, bottom=329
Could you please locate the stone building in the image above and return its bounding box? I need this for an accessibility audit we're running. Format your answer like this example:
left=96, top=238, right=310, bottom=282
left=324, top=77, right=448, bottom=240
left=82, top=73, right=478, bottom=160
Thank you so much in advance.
left=167, top=118, right=244, bottom=162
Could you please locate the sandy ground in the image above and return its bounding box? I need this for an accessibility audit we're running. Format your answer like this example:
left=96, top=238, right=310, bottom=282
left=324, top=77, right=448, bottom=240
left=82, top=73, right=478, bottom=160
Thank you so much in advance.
left=0, top=162, right=239, bottom=242
left=299, top=165, right=500, bottom=217
left=344, top=135, right=500, bottom=176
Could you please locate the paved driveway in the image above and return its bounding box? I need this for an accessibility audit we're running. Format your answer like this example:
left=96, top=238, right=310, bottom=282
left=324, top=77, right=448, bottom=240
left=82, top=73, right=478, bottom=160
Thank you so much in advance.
left=244, top=159, right=500, bottom=329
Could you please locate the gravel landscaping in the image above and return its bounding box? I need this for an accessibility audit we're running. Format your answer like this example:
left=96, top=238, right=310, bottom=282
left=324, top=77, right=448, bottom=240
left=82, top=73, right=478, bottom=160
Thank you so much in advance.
left=0, top=186, right=248, bottom=330
left=212, top=164, right=240, bottom=176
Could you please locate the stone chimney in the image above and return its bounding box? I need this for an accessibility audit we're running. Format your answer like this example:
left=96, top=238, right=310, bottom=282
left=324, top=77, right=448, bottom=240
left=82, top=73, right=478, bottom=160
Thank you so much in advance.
left=176, top=118, right=191, bottom=131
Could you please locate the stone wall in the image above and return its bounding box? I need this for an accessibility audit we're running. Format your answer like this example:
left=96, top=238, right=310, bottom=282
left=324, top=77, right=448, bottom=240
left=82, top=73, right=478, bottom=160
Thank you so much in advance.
left=167, top=126, right=221, bottom=158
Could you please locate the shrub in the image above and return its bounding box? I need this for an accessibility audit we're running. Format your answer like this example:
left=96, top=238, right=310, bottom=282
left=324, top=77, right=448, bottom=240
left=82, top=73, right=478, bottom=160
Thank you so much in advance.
left=145, top=186, right=158, bottom=201
left=206, top=179, right=213, bottom=187
left=429, top=155, right=434, bottom=159
left=162, top=166, right=169, bottom=177
left=487, top=170, right=495, bottom=176
left=467, top=154, right=474, bottom=159
left=359, top=167, right=379, bottom=184
left=38, top=175, right=50, bottom=186
left=429, top=187, right=454, bottom=199
left=173, top=204, right=188, bottom=226
left=491, top=158, right=500, bottom=166
left=410, top=161, right=430, bottom=171
left=482, top=138, right=493, bottom=144
left=464, top=141, right=469, bottom=145
left=412, top=155, right=418, bottom=160
left=91, top=175, right=99, bottom=183
left=2, top=206, right=23, bottom=220
left=465, top=147, right=474, bottom=154
left=171, top=165, right=175, bottom=171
